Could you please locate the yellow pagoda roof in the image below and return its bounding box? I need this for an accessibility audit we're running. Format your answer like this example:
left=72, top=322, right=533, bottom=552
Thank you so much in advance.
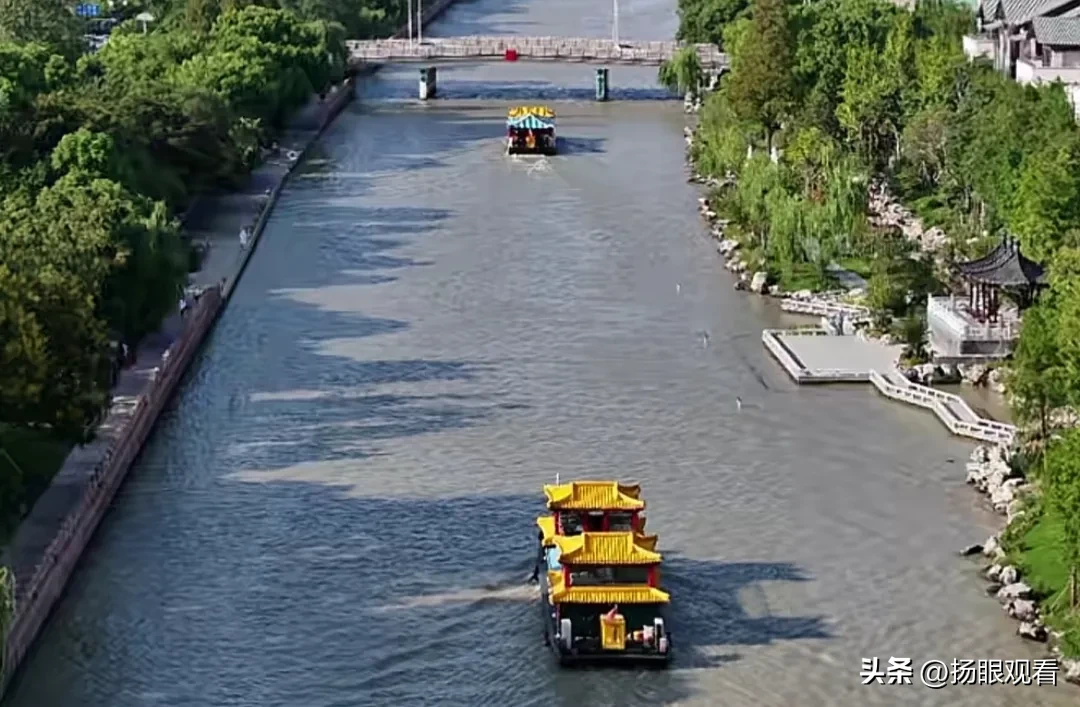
left=553, top=532, right=661, bottom=565
left=537, top=515, right=556, bottom=546
left=550, top=584, right=671, bottom=605
left=543, top=481, right=644, bottom=511
left=508, top=105, right=555, bottom=119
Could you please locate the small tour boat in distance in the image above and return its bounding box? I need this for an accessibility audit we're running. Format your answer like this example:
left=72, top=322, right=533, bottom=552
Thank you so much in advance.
left=507, top=105, right=557, bottom=156
left=534, top=480, right=672, bottom=665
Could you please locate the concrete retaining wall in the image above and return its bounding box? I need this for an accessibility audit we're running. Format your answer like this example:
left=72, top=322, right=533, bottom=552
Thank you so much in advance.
left=0, top=290, right=223, bottom=691
left=0, top=76, right=356, bottom=699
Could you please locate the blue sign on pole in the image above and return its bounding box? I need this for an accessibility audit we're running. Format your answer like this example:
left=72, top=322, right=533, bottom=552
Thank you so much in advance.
left=75, top=4, right=101, bottom=17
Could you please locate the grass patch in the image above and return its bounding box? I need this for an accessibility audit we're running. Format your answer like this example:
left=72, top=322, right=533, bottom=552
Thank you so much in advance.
left=0, top=425, right=71, bottom=544
left=776, top=262, right=836, bottom=292
left=1009, top=506, right=1080, bottom=657
left=837, top=256, right=874, bottom=279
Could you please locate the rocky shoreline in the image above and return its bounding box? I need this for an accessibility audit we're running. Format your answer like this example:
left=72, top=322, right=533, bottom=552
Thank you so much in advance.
left=685, top=122, right=1079, bottom=682
left=964, top=443, right=1080, bottom=683
left=684, top=126, right=1012, bottom=397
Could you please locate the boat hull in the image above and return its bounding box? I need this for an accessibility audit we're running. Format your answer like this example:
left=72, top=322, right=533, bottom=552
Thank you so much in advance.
left=508, top=144, right=557, bottom=156
left=537, top=557, right=672, bottom=666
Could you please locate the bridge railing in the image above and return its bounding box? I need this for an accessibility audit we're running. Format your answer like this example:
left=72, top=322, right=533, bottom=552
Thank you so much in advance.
left=346, top=36, right=727, bottom=68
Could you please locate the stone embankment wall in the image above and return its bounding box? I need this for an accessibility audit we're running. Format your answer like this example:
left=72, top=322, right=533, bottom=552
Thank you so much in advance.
left=0, top=290, right=223, bottom=691
left=0, top=76, right=356, bottom=698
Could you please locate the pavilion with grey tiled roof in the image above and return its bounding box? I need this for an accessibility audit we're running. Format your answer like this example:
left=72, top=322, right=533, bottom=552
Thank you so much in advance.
left=1032, top=15, right=1080, bottom=44
left=953, top=237, right=1046, bottom=321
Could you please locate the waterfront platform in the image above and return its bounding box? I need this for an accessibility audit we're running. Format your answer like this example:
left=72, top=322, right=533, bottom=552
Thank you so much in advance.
left=763, top=328, right=1016, bottom=445
left=762, top=328, right=901, bottom=383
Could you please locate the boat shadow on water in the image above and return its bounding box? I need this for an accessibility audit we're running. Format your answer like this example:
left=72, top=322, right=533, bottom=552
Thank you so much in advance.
left=659, top=554, right=832, bottom=670
left=554, top=136, right=606, bottom=155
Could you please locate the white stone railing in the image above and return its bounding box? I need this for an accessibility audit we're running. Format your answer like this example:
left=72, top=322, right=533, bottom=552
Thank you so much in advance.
left=1015, top=58, right=1080, bottom=86
left=346, top=36, right=728, bottom=68
left=962, top=34, right=994, bottom=61
left=762, top=328, right=872, bottom=383
left=781, top=298, right=871, bottom=321
left=927, top=296, right=1019, bottom=342
left=869, top=369, right=1016, bottom=445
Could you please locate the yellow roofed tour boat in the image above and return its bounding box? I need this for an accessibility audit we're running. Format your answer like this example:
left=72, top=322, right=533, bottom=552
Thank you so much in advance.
left=506, top=105, right=557, bottom=156
left=533, top=479, right=671, bottom=665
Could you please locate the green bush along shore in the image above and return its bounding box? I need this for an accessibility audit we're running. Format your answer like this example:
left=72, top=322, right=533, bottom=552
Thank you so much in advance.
left=663, top=0, right=1080, bottom=657
left=0, top=0, right=402, bottom=541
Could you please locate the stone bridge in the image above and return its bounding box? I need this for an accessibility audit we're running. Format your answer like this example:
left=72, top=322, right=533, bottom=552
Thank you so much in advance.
left=346, top=36, right=728, bottom=69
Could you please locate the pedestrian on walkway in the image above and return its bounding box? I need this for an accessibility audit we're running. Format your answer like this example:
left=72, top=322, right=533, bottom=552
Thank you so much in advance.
left=239, top=227, right=251, bottom=250
left=179, top=295, right=189, bottom=318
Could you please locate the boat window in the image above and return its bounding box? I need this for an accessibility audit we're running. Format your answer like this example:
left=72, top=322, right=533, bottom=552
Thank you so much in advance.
left=546, top=547, right=562, bottom=571
left=569, top=566, right=650, bottom=585
left=608, top=512, right=634, bottom=531
left=561, top=513, right=583, bottom=535
left=583, top=512, right=604, bottom=532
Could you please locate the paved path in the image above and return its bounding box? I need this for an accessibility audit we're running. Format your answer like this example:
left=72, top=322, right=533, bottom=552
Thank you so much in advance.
left=347, top=36, right=728, bottom=68
left=0, top=90, right=348, bottom=601
left=764, top=329, right=902, bottom=382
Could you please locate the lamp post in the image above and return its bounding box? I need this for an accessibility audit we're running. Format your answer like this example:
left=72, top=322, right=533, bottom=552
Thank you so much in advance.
left=417, top=0, right=423, bottom=43
left=612, top=0, right=619, bottom=44
left=134, top=11, right=154, bottom=35
left=407, top=0, right=413, bottom=42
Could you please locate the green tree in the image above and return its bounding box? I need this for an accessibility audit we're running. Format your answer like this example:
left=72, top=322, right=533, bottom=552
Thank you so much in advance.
left=1008, top=299, right=1067, bottom=440
left=725, top=0, right=794, bottom=152
left=0, top=0, right=81, bottom=55
left=1042, top=429, right=1080, bottom=609
left=835, top=15, right=913, bottom=164
left=676, top=0, right=751, bottom=46
left=658, top=46, right=705, bottom=100
left=1009, top=136, right=1080, bottom=265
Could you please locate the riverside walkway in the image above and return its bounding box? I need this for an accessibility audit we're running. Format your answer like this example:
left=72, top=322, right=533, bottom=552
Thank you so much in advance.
left=346, top=36, right=728, bottom=68
left=763, top=328, right=1016, bottom=445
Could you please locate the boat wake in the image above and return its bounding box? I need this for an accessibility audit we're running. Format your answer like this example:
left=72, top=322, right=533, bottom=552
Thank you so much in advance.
left=372, top=582, right=537, bottom=612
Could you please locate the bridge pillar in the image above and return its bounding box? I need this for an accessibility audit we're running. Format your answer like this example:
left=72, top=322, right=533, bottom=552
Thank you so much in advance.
left=419, top=66, right=437, bottom=100
left=595, top=68, right=609, bottom=102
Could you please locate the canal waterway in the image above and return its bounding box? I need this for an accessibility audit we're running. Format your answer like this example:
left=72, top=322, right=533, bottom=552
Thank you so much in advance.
left=5, top=0, right=1075, bottom=705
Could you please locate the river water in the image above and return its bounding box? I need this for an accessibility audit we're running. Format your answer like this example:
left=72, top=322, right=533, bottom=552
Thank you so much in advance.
left=5, top=1, right=1076, bottom=705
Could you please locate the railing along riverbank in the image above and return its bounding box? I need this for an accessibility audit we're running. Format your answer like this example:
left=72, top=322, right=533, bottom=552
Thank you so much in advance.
left=0, top=290, right=223, bottom=691
left=0, top=78, right=359, bottom=699
left=869, top=370, right=1016, bottom=445
left=762, top=328, right=1015, bottom=445
left=780, top=298, right=871, bottom=322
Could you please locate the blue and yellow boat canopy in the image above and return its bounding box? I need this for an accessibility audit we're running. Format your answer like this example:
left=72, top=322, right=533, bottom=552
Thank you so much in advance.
left=507, top=105, right=555, bottom=130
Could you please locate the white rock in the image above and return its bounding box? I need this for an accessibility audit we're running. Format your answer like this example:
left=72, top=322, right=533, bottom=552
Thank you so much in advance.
left=1063, top=659, right=1080, bottom=684
left=750, top=271, right=769, bottom=294
left=999, top=565, right=1019, bottom=585
left=982, top=535, right=1002, bottom=558
left=970, top=445, right=990, bottom=463
left=717, top=239, right=740, bottom=256
left=985, top=564, right=1003, bottom=582
left=1009, top=598, right=1037, bottom=622
left=996, top=582, right=1032, bottom=601
left=1016, top=621, right=1047, bottom=642
left=960, top=363, right=989, bottom=385
left=768, top=284, right=781, bottom=296
left=990, top=483, right=1015, bottom=507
